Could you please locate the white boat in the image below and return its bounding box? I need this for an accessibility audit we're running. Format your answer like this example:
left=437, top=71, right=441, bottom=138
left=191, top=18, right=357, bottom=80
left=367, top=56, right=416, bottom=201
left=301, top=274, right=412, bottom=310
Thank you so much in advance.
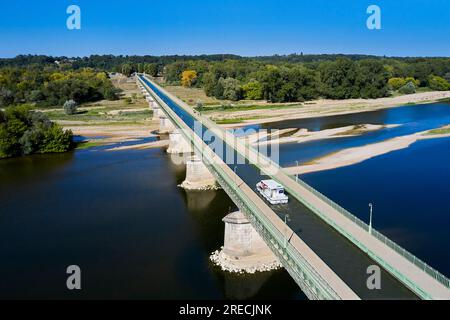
left=256, top=180, right=289, bottom=205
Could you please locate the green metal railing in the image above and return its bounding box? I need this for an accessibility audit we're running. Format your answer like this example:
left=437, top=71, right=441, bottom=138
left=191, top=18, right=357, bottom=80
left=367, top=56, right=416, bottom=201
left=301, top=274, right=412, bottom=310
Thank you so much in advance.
left=140, top=75, right=450, bottom=298
left=228, top=119, right=450, bottom=294
left=188, top=95, right=450, bottom=295
left=139, top=76, right=344, bottom=300
left=291, top=176, right=450, bottom=290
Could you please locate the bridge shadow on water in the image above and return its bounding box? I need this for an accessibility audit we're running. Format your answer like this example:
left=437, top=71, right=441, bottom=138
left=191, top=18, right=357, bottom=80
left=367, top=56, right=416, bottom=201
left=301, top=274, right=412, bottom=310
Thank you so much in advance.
left=167, top=154, right=306, bottom=300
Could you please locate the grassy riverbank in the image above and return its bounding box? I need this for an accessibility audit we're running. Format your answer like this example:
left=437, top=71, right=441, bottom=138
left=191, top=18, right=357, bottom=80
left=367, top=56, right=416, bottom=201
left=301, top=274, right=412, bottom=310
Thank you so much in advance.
left=35, top=76, right=159, bottom=148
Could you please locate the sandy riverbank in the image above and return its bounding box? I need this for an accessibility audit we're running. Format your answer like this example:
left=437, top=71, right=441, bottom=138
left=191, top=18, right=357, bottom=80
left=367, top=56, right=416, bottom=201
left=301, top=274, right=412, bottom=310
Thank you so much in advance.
left=255, top=124, right=399, bottom=146
left=60, top=120, right=164, bottom=149
left=219, top=91, right=450, bottom=128
left=60, top=121, right=159, bottom=139
left=105, top=140, right=169, bottom=151
left=284, top=127, right=450, bottom=175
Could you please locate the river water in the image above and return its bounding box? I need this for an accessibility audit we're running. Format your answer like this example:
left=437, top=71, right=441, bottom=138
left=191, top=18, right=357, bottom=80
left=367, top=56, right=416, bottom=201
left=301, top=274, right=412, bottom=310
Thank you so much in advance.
left=0, top=103, right=448, bottom=299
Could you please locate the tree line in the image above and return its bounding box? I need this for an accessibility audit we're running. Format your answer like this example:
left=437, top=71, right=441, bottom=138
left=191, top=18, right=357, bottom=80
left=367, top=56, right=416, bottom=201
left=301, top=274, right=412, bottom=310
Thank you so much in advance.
left=0, top=66, right=120, bottom=108
left=0, top=106, right=73, bottom=159
left=1, top=54, right=450, bottom=105
left=164, top=57, right=450, bottom=102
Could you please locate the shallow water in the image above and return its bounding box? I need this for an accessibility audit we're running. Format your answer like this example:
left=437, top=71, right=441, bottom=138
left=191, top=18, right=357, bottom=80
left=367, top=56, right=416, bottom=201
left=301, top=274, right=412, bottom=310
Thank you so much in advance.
left=253, top=103, right=450, bottom=166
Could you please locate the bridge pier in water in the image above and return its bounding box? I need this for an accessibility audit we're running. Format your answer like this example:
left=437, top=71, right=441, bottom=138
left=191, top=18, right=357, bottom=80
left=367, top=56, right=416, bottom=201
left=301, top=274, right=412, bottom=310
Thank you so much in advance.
left=167, top=129, right=193, bottom=154
left=211, top=211, right=281, bottom=273
left=159, top=114, right=175, bottom=134
left=180, top=155, right=217, bottom=190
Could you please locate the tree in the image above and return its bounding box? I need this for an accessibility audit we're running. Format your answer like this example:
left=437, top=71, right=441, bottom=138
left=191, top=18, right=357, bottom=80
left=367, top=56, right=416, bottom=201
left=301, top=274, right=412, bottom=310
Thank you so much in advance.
left=28, top=89, right=45, bottom=103
left=399, top=81, right=416, bottom=94
left=121, top=63, right=134, bottom=77
left=63, top=99, right=78, bottom=115
left=165, top=62, right=189, bottom=84
left=144, top=63, right=159, bottom=77
left=355, top=60, right=389, bottom=99
left=0, top=106, right=73, bottom=158
left=242, top=81, right=263, bottom=100
left=445, top=72, right=450, bottom=83
left=0, top=107, right=29, bottom=157
left=259, top=66, right=285, bottom=102
left=181, top=70, right=198, bottom=87
left=404, top=77, right=420, bottom=87
left=39, top=124, right=73, bottom=153
left=317, top=59, right=359, bottom=99
left=202, top=72, right=218, bottom=97
left=0, top=87, right=14, bottom=107
left=388, top=77, right=406, bottom=90
left=429, top=75, right=450, bottom=91
left=219, top=78, right=243, bottom=101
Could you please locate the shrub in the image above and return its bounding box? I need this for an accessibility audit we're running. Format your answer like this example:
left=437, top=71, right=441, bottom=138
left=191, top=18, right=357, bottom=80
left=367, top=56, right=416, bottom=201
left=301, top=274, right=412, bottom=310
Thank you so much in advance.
left=429, top=75, right=450, bottom=91
left=388, top=78, right=406, bottom=90
left=102, top=85, right=121, bottom=101
left=219, top=78, right=243, bottom=101
left=63, top=99, right=78, bottom=115
left=242, top=81, right=263, bottom=100
left=404, top=77, right=420, bottom=87
left=399, top=81, right=417, bottom=95
left=196, top=100, right=204, bottom=110
left=123, top=97, right=132, bottom=105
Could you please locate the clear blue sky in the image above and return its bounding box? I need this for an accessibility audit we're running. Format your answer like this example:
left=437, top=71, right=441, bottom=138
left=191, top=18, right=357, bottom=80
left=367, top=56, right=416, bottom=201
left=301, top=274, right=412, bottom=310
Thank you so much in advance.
left=0, top=0, right=449, bottom=58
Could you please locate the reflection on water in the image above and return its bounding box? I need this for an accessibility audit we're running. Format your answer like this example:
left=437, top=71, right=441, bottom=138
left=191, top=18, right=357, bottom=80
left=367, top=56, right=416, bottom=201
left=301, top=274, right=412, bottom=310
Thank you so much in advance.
left=221, top=271, right=273, bottom=300
left=185, top=190, right=217, bottom=212
left=0, top=147, right=303, bottom=299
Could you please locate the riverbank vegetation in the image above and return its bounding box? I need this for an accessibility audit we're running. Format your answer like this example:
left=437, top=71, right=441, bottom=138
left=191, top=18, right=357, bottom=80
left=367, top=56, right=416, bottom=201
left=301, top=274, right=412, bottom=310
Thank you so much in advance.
left=2, top=54, right=450, bottom=106
left=426, top=125, right=450, bottom=135
left=161, top=58, right=450, bottom=104
left=0, top=66, right=120, bottom=108
left=0, top=106, right=73, bottom=159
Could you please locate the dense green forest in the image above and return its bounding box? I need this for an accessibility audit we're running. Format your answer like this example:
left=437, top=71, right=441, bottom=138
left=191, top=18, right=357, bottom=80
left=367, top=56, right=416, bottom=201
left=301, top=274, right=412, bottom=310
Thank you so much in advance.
left=1, top=54, right=450, bottom=106
left=162, top=57, right=450, bottom=102
left=0, top=65, right=120, bottom=108
left=0, top=106, right=73, bottom=159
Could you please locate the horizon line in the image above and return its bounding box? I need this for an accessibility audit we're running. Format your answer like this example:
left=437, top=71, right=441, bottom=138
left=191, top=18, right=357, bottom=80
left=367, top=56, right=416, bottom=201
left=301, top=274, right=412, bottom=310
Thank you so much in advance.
left=1, top=52, right=450, bottom=60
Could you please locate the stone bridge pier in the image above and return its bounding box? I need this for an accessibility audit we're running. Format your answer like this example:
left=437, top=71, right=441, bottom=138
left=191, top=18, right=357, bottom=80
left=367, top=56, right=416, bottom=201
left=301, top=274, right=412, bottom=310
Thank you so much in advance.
left=211, top=211, right=281, bottom=273
left=180, top=155, right=217, bottom=190
left=159, top=114, right=175, bottom=134
left=167, top=129, right=193, bottom=154
left=151, top=101, right=163, bottom=121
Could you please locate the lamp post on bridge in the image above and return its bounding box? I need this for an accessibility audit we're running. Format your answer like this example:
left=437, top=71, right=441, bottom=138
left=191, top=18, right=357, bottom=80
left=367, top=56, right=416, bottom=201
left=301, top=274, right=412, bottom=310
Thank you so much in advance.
left=369, top=203, right=373, bottom=235
left=284, top=214, right=291, bottom=249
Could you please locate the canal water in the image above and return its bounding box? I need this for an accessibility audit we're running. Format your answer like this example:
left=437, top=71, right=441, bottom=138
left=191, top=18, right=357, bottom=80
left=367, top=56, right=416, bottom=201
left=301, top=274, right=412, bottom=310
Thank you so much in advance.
left=0, top=102, right=448, bottom=299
